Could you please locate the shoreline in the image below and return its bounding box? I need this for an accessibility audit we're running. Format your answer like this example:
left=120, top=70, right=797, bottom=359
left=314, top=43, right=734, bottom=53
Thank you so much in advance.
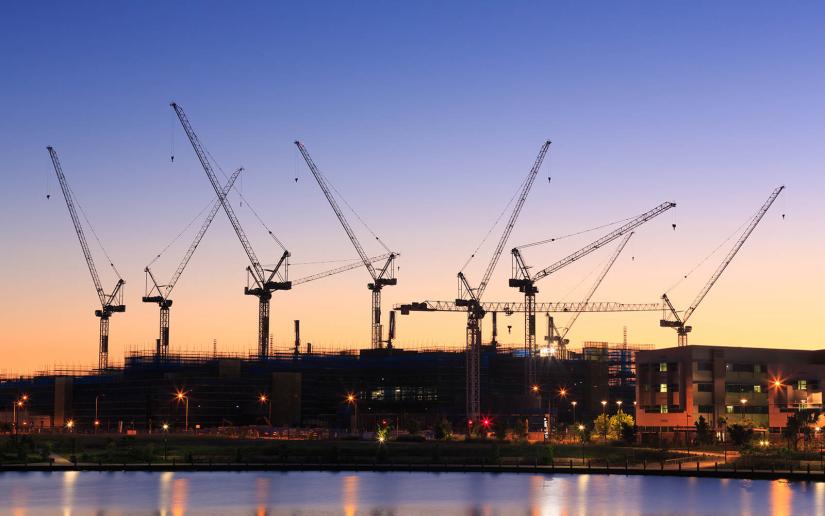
left=2, top=462, right=824, bottom=482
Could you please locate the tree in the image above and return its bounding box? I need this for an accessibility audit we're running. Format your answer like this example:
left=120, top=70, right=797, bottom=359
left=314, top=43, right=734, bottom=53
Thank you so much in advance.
left=727, top=424, right=753, bottom=447
left=782, top=411, right=819, bottom=450
left=434, top=419, right=453, bottom=440
left=694, top=415, right=713, bottom=445
left=620, top=422, right=637, bottom=444
left=493, top=418, right=508, bottom=441
left=592, top=412, right=635, bottom=441
left=404, top=419, right=421, bottom=436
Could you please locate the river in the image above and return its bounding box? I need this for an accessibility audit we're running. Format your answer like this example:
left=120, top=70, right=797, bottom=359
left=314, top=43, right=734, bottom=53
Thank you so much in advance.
left=1, top=470, right=823, bottom=515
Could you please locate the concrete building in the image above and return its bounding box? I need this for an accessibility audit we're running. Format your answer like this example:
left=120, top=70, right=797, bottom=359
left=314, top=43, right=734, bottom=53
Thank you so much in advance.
left=636, top=345, right=825, bottom=443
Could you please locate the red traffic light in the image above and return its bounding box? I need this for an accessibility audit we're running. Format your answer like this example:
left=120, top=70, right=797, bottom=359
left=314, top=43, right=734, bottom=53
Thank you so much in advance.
left=482, top=418, right=491, bottom=428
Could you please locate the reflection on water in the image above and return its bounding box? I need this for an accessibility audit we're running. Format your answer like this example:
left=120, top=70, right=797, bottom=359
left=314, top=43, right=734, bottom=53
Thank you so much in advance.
left=0, top=470, right=823, bottom=515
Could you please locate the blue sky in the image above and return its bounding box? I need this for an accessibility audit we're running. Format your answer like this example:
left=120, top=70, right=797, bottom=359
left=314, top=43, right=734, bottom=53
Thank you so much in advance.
left=1, top=2, right=823, bottom=370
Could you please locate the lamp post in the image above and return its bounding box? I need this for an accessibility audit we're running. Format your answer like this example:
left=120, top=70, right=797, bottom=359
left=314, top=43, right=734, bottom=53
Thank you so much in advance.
left=94, top=394, right=104, bottom=433
left=601, top=400, right=608, bottom=442
left=578, top=424, right=586, bottom=462
left=176, top=391, right=189, bottom=432
left=616, top=400, right=623, bottom=413
left=12, top=400, right=24, bottom=434
left=740, top=398, right=748, bottom=424
left=259, top=394, right=272, bottom=426
left=346, top=394, right=358, bottom=434
left=162, top=423, right=169, bottom=460
left=571, top=401, right=578, bottom=425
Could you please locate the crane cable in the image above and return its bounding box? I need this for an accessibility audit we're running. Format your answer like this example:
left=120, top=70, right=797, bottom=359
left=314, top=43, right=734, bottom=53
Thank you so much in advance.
left=459, top=173, right=529, bottom=273
left=516, top=213, right=640, bottom=250
left=663, top=208, right=758, bottom=295
left=68, top=184, right=123, bottom=280
left=202, top=146, right=288, bottom=252
left=146, top=197, right=216, bottom=267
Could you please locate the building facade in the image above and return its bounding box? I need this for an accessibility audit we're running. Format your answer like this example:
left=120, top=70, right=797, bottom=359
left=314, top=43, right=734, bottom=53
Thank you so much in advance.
left=636, top=345, right=825, bottom=442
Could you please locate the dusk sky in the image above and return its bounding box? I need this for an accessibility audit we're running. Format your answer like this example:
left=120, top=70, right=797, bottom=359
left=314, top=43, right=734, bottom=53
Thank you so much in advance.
left=1, top=2, right=823, bottom=372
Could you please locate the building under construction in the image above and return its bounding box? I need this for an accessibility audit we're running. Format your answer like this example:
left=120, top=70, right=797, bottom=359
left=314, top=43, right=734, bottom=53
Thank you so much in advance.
left=0, top=345, right=609, bottom=434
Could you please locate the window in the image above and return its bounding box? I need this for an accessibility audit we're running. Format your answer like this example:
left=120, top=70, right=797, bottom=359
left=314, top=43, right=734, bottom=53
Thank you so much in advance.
left=659, top=362, right=668, bottom=372
left=660, top=405, right=668, bottom=414
left=731, top=363, right=754, bottom=373
left=697, top=362, right=713, bottom=372
left=698, top=405, right=714, bottom=413
left=754, top=364, right=766, bottom=373
left=726, top=405, right=734, bottom=414
left=798, top=380, right=807, bottom=390
left=697, top=383, right=713, bottom=392
left=660, top=383, right=668, bottom=393
left=753, top=385, right=762, bottom=393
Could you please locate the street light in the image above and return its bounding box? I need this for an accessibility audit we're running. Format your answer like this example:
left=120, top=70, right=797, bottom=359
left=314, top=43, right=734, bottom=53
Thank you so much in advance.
left=346, top=393, right=358, bottom=434
left=175, top=391, right=190, bottom=432
left=162, top=422, right=169, bottom=460
left=600, top=400, right=608, bottom=442
left=740, top=398, right=748, bottom=423
left=571, top=401, right=578, bottom=424
left=616, top=400, right=623, bottom=413
left=259, top=394, right=272, bottom=426
left=94, top=394, right=105, bottom=433
left=66, top=419, right=75, bottom=432
left=12, top=398, right=26, bottom=434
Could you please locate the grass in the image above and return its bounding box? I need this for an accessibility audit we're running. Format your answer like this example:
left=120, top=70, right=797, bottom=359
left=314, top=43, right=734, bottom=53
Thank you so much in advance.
left=0, top=434, right=692, bottom=466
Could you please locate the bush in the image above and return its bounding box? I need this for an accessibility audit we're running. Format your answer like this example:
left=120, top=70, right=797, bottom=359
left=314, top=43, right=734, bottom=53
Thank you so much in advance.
left=727, top=424, right=754, bottom=446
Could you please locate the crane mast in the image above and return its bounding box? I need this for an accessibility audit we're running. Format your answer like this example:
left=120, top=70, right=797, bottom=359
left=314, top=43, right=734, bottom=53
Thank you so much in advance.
left=171, top=102, right=291, bottom=358
left=48, top=146, right=125, bottom=370
left=511, top=201, right=674, bottom=390
left=661, top=186, right=784, bottom=346
left=143, top=167, right=242, bottom=359
left=457, top=140, right=550, bottom=422
left=295, top=141, right=398, bottom=349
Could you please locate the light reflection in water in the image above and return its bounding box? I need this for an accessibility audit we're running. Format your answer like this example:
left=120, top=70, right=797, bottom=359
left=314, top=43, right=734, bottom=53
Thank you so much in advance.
left=171, top=476, right=189, bottom=516
left=770, top=480, right=793, bottom=516
left=158, top=471, right=174, bottom=516
left=62, top=470, right=78, bottom=516
left=256, top=475, right=270, bottom=516
left=342, top=474, right=359, bottom=516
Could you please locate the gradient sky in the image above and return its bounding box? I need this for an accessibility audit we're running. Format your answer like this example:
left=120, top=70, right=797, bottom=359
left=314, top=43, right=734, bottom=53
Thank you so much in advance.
left=1, top=2, right=823, bottom=373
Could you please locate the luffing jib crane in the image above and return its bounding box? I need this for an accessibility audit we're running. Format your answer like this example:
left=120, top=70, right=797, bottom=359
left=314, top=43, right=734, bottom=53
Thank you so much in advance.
left=511, top=201, right=675, bottom=389
left=661, top=186, right=784, bottom=346
left=550, top=231, right=635, bottom=357
left=456, top=140, right=551, bottom=422
left=143, top=167, right=242, bottom=359
left=48, top=146, right=125, bottom=370
left=295, top=141, right=398, bottom=349
left=171, top=102, right=291, bottom=359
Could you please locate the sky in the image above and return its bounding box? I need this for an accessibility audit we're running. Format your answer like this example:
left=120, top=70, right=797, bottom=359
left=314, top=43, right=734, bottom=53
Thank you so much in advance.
left=1, top=2, right=823, bottom=373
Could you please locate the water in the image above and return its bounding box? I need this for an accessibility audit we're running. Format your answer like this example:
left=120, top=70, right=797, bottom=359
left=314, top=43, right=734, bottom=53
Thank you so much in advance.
left=1, top=470, right=823, bottom=515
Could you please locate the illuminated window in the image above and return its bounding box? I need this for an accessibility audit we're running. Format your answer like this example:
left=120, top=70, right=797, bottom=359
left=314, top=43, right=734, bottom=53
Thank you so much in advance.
left=660, top=405, right=668, bottom=414
left=726, top=405, right=734, bottom=414
left=798, top=380, right=807, bottom=390
left=659, top=363, right=668, bottom=372
left=754, top=385, right=761, bottom=393
left=660, top=384, right=668, bottom=393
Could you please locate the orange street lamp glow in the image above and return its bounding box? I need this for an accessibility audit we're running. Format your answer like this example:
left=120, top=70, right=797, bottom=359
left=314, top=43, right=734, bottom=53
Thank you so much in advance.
left=531, top=385, right=540, bottom=393
left=559, top=388, right=567, bottom=397
left=21, top=395, right=28, bottom=401
left=162, top=423, right=169, bottom=431
left=66, top=419, right=74, bottom=429
left=259, top=394, right=268, bottom=403
left=740, top=398, right=748, bottom=405
left=346, top=394, right=356, bottom=403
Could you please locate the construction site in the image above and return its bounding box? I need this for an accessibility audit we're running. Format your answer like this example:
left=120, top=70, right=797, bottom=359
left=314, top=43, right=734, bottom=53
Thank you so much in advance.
left=0, top=103, right=788, bottom=436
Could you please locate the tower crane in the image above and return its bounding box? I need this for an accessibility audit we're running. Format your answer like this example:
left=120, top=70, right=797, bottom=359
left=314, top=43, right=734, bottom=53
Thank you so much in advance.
left=661, top=186, right=784, bottom=346
left=48, top=146, right=125, bottom=370
left=456, top=141, right=550, bottom=422
left=143, top=167, right=242, bottom=359
left=511, top=201, right=675, bottom=389
left=171, top=102, right=291, bottom=359
left=396, top=299, right=661, bottom=314
left=550, top=231, right=634, bottom=358
left=295, top=141, right=398, bottom=349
